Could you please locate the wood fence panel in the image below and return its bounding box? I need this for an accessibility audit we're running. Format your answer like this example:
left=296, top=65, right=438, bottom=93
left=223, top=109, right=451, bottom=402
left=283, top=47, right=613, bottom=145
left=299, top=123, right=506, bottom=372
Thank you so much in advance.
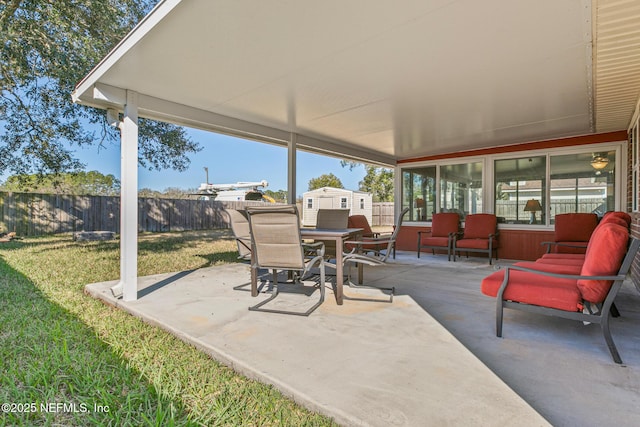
left=0, top=192, right=288, bottom=236
left=371, top=202, right=395, bottom=226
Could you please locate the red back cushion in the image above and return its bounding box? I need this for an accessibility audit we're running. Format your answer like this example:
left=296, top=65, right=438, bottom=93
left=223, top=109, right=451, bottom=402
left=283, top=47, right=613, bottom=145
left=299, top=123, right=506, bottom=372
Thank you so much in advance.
left=598, top=216, right=628, bottom=229
left=601, top=211, right=631, bottom=227
left=554, top=213, right=598, bottom=242
left=463, top=214, right=497, bottom=239
left=577, top=223, right=629, bottom=303
left=347, top=215, right=373, bottom=236
left=431, top=213, right=459, bottom=237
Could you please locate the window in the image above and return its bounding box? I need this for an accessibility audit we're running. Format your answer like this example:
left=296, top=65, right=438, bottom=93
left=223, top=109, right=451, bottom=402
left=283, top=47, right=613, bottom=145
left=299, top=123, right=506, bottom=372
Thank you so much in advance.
left=400, top=143, right=621, bottom=226
left=340, top=197, right=347, bottom=209
left=306, top=198, right=313, bottom=209
left=495, top=156, right=546, bottom=224
left=402, top=166, right=436, bottom=221
left=549, top=151, right=615, bottom=222
left=359, top=198, right=365, bottom=209
left=440, top=162, right=483, bottom=218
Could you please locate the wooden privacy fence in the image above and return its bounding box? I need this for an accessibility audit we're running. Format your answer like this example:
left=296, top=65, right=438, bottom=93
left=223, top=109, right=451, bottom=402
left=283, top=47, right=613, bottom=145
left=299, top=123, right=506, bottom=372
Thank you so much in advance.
left=0, top=191, right=397, bottom=236
left=495, top=199, right=604, bottom=223
left=372, top=202, right=395, bottom=226
left=0, top=192, right=268, bottom=236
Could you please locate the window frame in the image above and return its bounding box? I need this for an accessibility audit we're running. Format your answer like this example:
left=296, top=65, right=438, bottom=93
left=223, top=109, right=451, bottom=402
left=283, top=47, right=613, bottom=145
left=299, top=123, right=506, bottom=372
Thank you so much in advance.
left=396, top=142, right=625, bottom=229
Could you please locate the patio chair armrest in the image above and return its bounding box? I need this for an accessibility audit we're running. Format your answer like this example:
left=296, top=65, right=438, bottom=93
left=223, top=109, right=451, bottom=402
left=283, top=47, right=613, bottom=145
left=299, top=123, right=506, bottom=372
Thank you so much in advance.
left=302, top=241, right=325, bottom=257
left=541, top=241, right=588, bottom=254
left=343, top=252, right=385, bottom=266
left=498, top=264, right=624, bottom=292
left=540, top=241, right=554, bottom=253
left=506, top=264, right=624, bottom=280
left=344, top=237, right=393, bottom=246
left=496, top=264, right=626, bottom=301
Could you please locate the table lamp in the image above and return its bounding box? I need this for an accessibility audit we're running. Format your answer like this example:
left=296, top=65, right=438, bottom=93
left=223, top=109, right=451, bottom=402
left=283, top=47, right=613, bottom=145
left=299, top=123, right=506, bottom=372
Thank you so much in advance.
left=524, top=199, right=542, bottom=224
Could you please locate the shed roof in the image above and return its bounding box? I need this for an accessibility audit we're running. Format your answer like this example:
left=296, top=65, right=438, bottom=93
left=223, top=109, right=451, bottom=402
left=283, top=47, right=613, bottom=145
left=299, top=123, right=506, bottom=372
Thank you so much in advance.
left=304, top=187, right=370, bottom=195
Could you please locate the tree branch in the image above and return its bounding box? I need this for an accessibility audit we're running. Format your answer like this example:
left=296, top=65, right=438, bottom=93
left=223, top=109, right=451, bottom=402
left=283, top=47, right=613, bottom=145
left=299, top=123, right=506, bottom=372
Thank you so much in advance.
left=0, top=0, right=23, bottom=29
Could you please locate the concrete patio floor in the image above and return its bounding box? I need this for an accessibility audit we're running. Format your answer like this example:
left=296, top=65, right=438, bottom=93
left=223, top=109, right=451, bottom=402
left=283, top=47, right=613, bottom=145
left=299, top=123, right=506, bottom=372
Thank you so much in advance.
left=85, top=253, right=640, bottom=426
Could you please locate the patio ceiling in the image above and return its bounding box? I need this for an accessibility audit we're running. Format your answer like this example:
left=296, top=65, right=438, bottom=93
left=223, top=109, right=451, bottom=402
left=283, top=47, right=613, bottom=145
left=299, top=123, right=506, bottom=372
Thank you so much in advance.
left=73, top=0, right=640, bottom=166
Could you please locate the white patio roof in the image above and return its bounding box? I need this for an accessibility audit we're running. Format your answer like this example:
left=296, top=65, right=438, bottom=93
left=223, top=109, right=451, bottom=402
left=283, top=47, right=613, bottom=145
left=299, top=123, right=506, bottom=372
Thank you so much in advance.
left=72, top=0, right=640, bottom=166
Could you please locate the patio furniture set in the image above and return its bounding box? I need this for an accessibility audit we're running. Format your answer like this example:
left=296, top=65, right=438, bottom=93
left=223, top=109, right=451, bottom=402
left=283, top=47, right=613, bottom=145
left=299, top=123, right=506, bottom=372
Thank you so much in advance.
left=228, top=206, right=637, bottom=364
left=226, top=206, right=408, bottom=316
left=417, top=212, right=500, bottom=264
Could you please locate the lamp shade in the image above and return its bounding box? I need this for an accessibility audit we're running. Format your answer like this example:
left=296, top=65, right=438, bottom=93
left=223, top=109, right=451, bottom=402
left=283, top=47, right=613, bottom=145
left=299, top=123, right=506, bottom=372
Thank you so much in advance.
left=524, top=199, right=542, bottom=212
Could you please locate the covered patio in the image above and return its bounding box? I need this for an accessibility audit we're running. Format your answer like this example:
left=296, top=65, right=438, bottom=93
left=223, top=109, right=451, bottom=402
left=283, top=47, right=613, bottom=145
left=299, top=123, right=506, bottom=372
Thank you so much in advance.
left=71, top=0, right=640, bottom=300
left=73, top=0, right=640, bottom=424
left=86, top=252, right=640, bottom=426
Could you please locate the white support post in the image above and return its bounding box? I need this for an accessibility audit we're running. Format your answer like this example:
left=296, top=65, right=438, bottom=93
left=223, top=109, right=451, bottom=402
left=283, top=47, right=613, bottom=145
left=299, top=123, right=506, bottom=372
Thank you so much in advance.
left=287, top=133, right=297, bottom=204
left=120, top=90, right=139, bottom=301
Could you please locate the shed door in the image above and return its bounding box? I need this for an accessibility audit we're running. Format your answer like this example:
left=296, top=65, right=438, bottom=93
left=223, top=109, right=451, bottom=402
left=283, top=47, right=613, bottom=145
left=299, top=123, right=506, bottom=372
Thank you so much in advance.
left=318, top=197, right=334, bottom=209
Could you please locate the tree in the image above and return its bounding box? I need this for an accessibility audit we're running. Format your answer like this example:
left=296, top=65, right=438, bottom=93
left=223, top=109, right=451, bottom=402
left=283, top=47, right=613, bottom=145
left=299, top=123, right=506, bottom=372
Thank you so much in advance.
left=359, top=166, right=394, bottom=202
left=1, top=171, right=120, bottom=195
left=0, top=0, right=201, bottom=177
left=308, top=173, right=344, bottom=191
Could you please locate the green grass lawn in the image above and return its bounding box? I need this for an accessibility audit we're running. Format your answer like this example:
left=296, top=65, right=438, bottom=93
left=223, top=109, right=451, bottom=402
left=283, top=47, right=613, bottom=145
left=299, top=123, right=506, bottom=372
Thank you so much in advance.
left=0, top=230, right=336, bottom=426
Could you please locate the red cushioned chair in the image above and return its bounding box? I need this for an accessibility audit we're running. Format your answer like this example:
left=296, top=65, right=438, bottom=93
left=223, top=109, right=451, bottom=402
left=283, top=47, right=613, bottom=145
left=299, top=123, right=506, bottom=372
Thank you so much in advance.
left=416, top=212, right=460, bottom=260
left=347, top=215, right=377, bottom=238
left=345, top=207, right=409, bottom=261
left=452, top=214, right=499, bottom=264
left=542, top=213, right=598, bottom=254
left=538, top=211, right=631, bottom=263
left=481, top=222, right=638, bottom=364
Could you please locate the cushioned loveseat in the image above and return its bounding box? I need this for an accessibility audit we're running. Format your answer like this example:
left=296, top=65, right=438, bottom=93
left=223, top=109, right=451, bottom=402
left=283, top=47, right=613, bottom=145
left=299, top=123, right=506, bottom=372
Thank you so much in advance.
left=480, top=211, right=637, bottom=363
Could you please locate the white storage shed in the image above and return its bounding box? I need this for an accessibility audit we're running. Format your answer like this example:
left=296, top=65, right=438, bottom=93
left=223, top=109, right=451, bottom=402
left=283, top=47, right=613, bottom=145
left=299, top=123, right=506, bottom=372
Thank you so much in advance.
left=302, top=187, right=372, bottom=227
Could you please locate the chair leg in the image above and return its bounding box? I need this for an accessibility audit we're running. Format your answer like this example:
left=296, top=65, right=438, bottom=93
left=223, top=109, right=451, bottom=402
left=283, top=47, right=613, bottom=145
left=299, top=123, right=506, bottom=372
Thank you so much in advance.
left=610, top=302, right=621, bottom=318
left=248, top=268, right=325, bottom=316
left=248, top=270, right=281, bottom=312
left=601, top=313, right=622, bottom=364
left=496, top=300, right=504, bottom=337
left=344, top=262, right=394, bottom=303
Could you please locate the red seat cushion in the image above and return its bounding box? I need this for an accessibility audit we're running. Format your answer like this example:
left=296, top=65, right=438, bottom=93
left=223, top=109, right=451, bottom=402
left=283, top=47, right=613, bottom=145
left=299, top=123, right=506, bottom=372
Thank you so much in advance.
left=420, top=236, right=450, bottom=248
left=481, top=269, right=582, bottom=312
left=535, top=258, right=585, bottom=266
left=431, top=213, right=459, bottom=237
left=540, top=253, right=585, bottom=260
left=456, top=239, right=490, bottom=250
left=577, top=223, right=629, bottom=303
left=514, top=261, right=582, bottom=275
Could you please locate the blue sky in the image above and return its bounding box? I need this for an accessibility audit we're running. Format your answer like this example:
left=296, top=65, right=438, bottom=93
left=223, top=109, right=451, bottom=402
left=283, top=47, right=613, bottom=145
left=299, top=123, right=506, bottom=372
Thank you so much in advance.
left=72, top=127, right=368, bottom=197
